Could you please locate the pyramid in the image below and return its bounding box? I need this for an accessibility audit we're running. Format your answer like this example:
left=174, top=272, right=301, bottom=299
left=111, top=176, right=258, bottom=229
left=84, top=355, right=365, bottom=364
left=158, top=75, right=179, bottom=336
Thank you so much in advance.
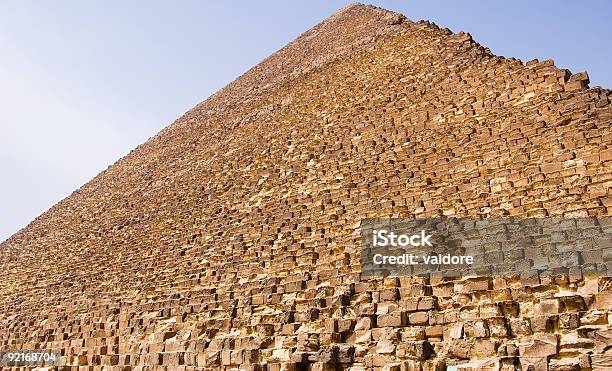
left=2, top=3, right=612, bottom=369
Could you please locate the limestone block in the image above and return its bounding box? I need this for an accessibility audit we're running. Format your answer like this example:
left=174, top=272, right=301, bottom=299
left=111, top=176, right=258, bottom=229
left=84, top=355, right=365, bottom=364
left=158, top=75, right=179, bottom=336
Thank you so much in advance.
left=519, top=333, right=558, bottom=358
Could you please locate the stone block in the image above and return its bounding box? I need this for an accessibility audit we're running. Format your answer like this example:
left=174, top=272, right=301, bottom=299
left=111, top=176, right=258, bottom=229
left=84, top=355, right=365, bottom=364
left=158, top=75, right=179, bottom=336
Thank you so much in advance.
left=378, top=311, right=406, bottom=327
left=519, top=333, right=558, bottom=358
left=408, top=311, right=429, bottom=325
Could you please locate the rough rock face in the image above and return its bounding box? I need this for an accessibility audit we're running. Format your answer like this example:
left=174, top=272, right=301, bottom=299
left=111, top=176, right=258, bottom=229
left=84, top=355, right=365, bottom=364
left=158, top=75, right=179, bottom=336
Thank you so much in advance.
left=1, top=3, right=612, bottom=370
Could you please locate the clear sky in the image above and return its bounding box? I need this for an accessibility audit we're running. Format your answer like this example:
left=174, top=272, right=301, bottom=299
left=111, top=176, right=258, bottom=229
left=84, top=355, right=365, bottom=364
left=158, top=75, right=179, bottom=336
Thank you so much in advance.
left=1, top=1, right=611, bottom=242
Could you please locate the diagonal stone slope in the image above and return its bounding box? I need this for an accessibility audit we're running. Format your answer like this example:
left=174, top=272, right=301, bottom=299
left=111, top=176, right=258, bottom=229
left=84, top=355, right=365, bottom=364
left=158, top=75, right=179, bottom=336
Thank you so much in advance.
left=1, top=3, right=612, bottom=369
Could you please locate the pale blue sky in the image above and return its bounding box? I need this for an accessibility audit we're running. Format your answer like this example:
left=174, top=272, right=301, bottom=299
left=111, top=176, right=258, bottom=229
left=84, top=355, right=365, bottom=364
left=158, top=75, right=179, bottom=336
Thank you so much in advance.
left=1, top=1, right=611, bottom=242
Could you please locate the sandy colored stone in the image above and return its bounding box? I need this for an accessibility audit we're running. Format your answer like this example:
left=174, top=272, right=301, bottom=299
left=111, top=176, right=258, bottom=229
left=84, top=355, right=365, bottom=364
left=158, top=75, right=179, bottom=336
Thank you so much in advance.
left=1, top=3, right=612, bottom=370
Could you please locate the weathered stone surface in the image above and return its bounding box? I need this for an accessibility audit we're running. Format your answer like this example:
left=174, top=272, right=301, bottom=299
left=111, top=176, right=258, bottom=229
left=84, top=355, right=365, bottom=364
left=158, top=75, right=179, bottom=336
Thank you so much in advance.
left=1, top=3, right=612, bottom=370
left=378, top=311, right=407, bottom=327
left=408, top=311, right=429, bottom=326
left=519, top=357, right=549, bottom=371
left=549, top=357, right=581, bottom=371
left=519, top=333, right=558, bottom=358
left=455, top=358, right=500, bottom=371
left=530, top=316, right=555, bottom=333
left=592, top=329, right=612, bottom=354
left=592, top=354, right=612, bottom=371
